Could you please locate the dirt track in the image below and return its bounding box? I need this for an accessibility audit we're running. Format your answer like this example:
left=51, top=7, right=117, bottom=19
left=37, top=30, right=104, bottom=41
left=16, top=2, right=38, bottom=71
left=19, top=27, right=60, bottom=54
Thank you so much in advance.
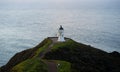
left=46, top=61, right=57, bottom=72
left=40, top=37, right=58, bottom=72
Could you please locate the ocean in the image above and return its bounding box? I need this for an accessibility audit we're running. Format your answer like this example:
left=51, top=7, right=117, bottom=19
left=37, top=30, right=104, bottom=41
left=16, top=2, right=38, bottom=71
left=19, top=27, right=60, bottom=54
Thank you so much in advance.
left=0, top=9, right=120, bottom=66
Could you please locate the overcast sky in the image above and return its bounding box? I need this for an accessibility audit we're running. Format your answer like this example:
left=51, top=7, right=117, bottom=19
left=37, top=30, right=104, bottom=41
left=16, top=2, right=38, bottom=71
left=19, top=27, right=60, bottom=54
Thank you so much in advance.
left=0, top=0, right=120, bottom=9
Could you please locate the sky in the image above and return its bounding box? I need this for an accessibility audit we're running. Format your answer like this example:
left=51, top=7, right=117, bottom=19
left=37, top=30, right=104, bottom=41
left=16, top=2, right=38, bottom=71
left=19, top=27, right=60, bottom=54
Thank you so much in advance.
left=0, top=0, right=120, bottom=10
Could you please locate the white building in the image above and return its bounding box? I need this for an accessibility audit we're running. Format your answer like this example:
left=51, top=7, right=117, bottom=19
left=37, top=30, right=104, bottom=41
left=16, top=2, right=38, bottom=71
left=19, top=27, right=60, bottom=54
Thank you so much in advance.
left=58, top=25, right=65, bottom=42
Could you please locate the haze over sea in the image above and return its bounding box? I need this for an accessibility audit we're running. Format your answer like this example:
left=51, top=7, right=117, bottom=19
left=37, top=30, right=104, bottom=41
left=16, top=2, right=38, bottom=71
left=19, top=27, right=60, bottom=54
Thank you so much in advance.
left=0, top=0, right=120, bottom=66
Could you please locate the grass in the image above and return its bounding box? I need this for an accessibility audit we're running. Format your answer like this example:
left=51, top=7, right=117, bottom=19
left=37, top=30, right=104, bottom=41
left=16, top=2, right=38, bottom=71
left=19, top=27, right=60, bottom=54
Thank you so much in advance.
left=52, top=39, right=77, bottom=50
left=2, top=37, right=113, bottom=72
left=1, top=37, right=114, bottom=72
left=11, top=58, right=48, bottom=72
left=56, top=60, right=71, bottom=72
left=11, top=59, right=71, bottom=72
left=33, top=38, right=52, bottom=57
left=51, top=38, right=105, bottom=54
left=43, top=60, right=71, bottom=72
left=10, top=38, right=72, bottom=72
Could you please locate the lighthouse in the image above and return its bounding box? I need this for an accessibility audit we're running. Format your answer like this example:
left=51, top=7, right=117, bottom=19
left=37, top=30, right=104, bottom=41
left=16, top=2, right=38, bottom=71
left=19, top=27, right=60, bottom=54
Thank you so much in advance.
left=58, top=25, right=65, bottom=42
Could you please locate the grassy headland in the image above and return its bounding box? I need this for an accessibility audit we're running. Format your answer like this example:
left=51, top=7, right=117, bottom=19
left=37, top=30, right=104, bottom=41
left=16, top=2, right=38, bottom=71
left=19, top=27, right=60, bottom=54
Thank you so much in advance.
left=0, top=37, right=120, bottom=72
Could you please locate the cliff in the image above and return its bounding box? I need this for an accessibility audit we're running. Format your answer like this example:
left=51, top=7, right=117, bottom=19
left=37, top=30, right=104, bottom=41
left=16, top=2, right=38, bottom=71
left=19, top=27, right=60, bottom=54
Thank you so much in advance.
left=0, top=37, right=120, bottom=72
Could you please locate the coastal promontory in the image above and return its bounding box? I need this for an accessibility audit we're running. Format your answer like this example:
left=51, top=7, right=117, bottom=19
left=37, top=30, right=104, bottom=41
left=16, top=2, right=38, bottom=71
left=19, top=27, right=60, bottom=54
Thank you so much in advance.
left=0, top=37, right=120, bottom=72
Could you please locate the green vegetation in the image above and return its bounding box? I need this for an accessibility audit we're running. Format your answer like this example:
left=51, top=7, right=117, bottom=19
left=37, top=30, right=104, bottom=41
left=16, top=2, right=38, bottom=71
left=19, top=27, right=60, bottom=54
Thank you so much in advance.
left=44, top=38, right=120, bottom=72
left=57, top=61, right=71, bottom=72
left=11, top=58, right=48, bottom=72
left=11, top=59, right=71, bottom=72
left=34, top=38, right=52, bottom=57
left=52, top=39, right=77, bottom=50
left=9, top=38, right=72, bottom=72
left=1, top=37, right=120, bottom=72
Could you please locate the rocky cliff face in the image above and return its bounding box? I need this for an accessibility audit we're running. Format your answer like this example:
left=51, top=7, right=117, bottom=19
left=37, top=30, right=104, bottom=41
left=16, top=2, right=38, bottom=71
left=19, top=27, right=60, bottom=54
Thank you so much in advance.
left=0, top=37, right=120, bottom=72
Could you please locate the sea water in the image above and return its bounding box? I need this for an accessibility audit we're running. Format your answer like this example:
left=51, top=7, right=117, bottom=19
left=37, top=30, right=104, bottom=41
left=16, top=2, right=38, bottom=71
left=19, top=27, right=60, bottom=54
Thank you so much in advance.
left=0, top=9, right=120, bottom=66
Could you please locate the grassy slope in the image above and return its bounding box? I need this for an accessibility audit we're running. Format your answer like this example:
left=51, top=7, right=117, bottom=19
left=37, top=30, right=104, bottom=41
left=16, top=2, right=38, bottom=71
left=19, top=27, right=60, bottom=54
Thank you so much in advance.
left=10, top=38, right=71, bottom=72
left=11, top=58, right=48, bottom=72
left=56, top=60, right=71, bottom=72
left=44, top=39, right=120, bottom=72
left=52, top=39, right=104, bottom=53
left=1, top=38, right=119, bottom=72
left=11, top=58, right=71, bottom=72
left=0, top=38, right=53, bottom=72
left=33, top=38, right=52, bottom=57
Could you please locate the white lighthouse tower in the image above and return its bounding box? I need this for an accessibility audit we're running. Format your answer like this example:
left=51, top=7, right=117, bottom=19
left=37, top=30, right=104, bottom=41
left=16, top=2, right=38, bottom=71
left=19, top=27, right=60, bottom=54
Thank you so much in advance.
left=58, top=25, right=65, bottom=42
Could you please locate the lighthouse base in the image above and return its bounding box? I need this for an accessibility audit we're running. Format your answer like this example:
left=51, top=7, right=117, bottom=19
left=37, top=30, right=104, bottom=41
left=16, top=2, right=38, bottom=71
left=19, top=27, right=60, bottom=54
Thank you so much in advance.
left=58, top=37, right=65, bottom=42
